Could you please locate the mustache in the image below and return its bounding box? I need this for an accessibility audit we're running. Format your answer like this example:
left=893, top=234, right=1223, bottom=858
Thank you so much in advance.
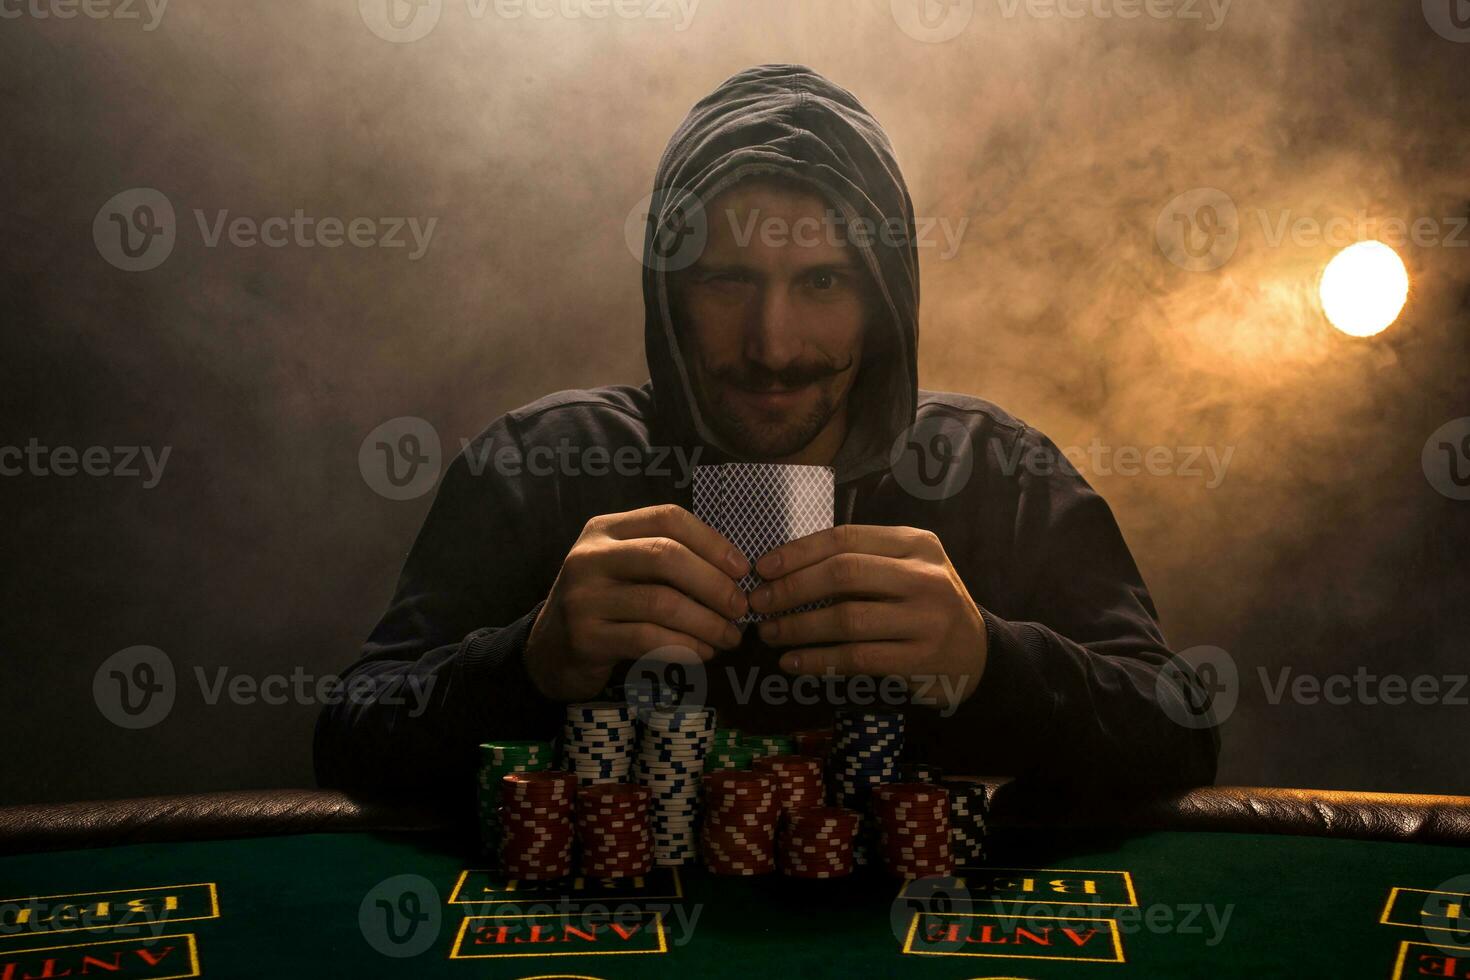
left=708, top=354, right=855, bottom=390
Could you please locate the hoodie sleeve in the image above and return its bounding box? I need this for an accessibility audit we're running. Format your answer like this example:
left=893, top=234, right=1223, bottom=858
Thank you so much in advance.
left=949, top=424, right=1220, bottom=793
left=313, top=418, right=563, bottom=800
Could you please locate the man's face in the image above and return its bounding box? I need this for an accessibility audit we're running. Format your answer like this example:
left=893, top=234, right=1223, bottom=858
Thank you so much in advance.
left=671, top=179, right=871, bottom=462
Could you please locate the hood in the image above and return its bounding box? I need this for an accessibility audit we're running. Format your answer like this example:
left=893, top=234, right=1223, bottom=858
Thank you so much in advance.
left=641, top=64, right=919, bottom=485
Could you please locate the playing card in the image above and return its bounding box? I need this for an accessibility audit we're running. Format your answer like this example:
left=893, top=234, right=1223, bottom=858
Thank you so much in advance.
left=692, top=463, right=835, bottom=624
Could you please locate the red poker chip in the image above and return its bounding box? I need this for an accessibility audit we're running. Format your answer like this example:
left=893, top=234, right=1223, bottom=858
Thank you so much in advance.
left=782, top=822, right=852, bottom=834
left=705, top=828, right=776, bottom=846
left=503, top=833, right=576, bottom=847
left=706, top=793, right=779, bottom=806
left=580, top=833, right=651, bottom=846
left=873, top=784, right=949, bottom=804
left=878, top=802, right=948, bottom=815
left=577, top=815, right=648, bottom=828
left=783, top=861, right=852, bottom=873
left=583, top=865, right=654, bottom=877
left=881, top=823, right=949, bottom=835
left=705, top=862, right=775, bottom=875
left=578, top=784, right=652, bottom=805
left=879, top=802, right=948, bottom=815
left=704, top=833, right=775, bottom=847
left=880, top=813, right=948, bottom=826
left=583, top=848, right=654, bottom=861
left=577, top=811, right=650, bottom=824
left=782, top=840, right=852, bottom=852
left=704, top=837, right=772, bottom=852
left=782, top=831, right=855, bottom=844
left=788, top=807, right=859, bottom=824
left=579, top=832, right=649, bottom=845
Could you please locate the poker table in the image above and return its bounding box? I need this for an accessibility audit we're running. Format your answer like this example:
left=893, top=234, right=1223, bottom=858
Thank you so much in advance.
left=3, top=782, right=1469, bottom=979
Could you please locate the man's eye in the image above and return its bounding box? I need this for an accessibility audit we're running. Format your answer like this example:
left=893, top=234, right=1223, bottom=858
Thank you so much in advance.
left=807, top=270, right=842, bottom=290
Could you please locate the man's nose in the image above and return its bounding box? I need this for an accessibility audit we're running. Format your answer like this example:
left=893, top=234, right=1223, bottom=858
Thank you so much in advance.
left=743, top=284, right=802, bottom=369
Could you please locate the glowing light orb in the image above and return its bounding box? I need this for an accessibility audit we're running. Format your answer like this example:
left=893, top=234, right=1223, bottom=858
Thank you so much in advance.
left=1318, top=240, right=1409, bottom=338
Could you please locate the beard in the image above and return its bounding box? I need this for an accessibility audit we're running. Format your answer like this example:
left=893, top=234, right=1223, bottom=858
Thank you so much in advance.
left=702, top=379, right=842, bottom=459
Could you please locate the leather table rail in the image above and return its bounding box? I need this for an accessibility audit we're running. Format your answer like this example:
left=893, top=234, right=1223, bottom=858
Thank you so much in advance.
left=983, top=781, right=1470, bottom=847
left=1, top=784, right=1467, bottom=854
left=0, top=789, right=460, bottom=855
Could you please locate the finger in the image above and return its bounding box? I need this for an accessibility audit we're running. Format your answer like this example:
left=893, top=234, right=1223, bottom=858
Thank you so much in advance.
left=749, top=553, right=914, bottom=615
left=594, top=584, right=743, bottom=650
left=599, top=622, right=719, bottom=663
left=757, top=600, right=920, bottom=648
left=606, top=504, right=749, bottom=579
left=602, top=536, right=748, bottom=621
left=776, top=641, right=918, bottom=677
left=756, top=524, right=936, bottom=579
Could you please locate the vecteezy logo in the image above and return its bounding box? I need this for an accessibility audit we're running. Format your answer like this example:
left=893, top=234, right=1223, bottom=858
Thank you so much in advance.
left=889, top=415, right=974, bottom=501
left=1422, top=875, right=1470, bottom=954
left=891, top=0, right=974, bottom=43
left=890, top=876, right=974, bottom=949
left=1423, top=0, right=1470, bottom=42
left=93, top=189, right=176, bottom=272
left=359, top=416, right=442, bottom=501
left=624, top=187, right=708, bottom=273
left=1157, top=645, right=1237, bottom=729
left=93, top=646, right=176, bottom=729
left=1155, top=187, right=1240, bottom=272
left=359, top=0, right=442, bottom=43
left=1423, top=417, right=1470, bottom=501
left=624, top=645, right=710, bottom=716
left=359, top=874, right=440, bottom=958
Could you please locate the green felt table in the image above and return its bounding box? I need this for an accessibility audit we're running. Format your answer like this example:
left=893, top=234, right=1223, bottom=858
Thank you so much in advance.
left=3, top=823, right=1469, bottom=979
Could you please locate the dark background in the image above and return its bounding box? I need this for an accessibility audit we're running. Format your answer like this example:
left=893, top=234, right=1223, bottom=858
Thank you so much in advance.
left=2, top=0, right=1467, bottom=806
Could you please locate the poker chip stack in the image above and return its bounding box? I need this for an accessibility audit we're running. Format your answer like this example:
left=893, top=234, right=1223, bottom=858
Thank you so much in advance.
left=779, top=806, right=860, bottom=879
left=575, top=783, right=654, bottom=877
left=827, top=711, right=905, bottom=866
left=792, top=728, right=834, bottom=759
left=706, top=744, right=754, bottom=771
left=498, top=771, right=575, bottom=879
left=743, top=734, right=795, bottom=758
left=873, top=783, right=953, bottom=878
left=477, top=741, right=553, bottom=859
left=901, top=762, right=943, bottom=783
left=633, top=706, right=717, bottom=865
left=752, top=755, right=825, bottom=814
left=700, top=770, right=780, bottom=876
left=561, top=702, right=636, bottom=784
left=943, top=780, right=989, bottom=867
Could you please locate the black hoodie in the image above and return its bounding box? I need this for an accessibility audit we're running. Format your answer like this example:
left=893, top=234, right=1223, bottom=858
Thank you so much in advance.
left=314, top=65, right=1219, bottom=802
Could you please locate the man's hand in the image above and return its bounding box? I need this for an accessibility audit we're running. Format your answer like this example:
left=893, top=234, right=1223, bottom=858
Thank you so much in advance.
left=524, top=504, right=750, bottom=702
left=748, top=525, right=988, bottom=713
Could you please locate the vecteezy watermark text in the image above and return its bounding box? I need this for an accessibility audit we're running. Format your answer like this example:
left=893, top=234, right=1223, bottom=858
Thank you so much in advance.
left=1, top=439, right=170, bottom=488
left=0, top=0, right=167, bottom=29
left=94, top=188, right=438, bottom=272
left=93, top=646, right=437, bottom=730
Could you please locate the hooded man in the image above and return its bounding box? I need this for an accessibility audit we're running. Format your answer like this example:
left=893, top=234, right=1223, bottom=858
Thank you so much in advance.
left=314, top=64, right=1219, bottom=803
